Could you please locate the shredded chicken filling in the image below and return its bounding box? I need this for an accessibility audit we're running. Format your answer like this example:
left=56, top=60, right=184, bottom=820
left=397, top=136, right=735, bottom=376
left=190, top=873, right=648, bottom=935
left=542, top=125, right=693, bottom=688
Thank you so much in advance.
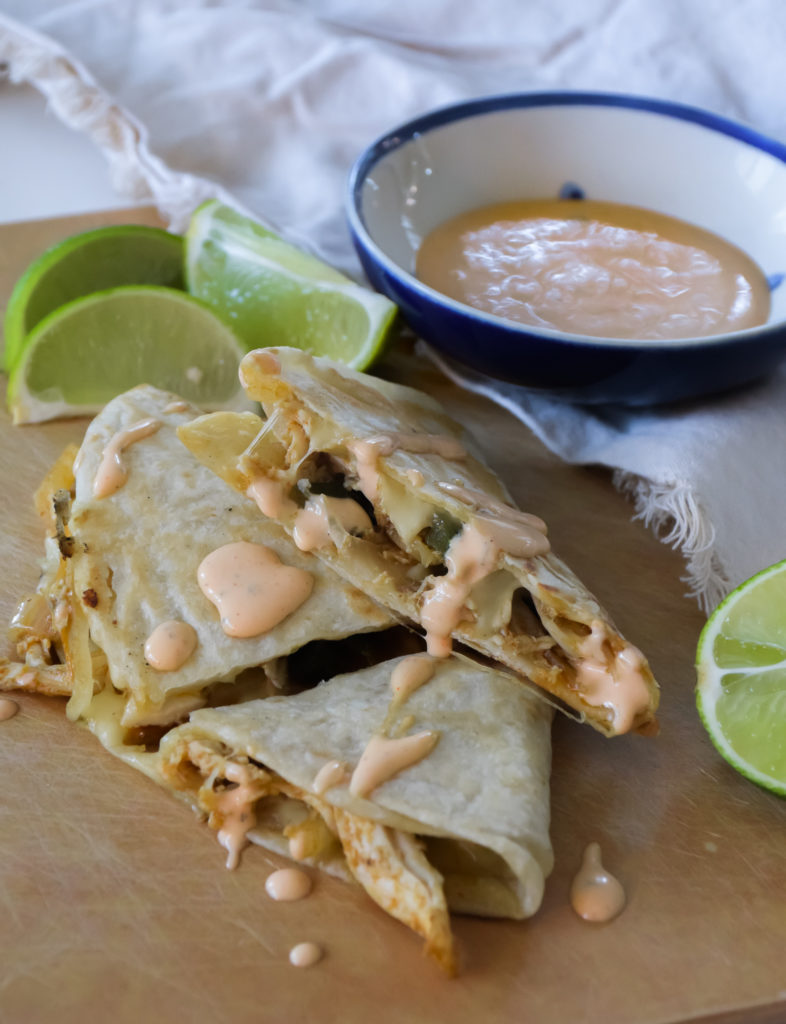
left=163, top=745, right=456, bottom=973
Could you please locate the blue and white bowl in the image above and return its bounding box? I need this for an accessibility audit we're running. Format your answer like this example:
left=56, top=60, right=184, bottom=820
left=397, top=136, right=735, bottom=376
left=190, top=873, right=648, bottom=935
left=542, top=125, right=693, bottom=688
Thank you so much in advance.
left=347, top=92, right=786, bottom=405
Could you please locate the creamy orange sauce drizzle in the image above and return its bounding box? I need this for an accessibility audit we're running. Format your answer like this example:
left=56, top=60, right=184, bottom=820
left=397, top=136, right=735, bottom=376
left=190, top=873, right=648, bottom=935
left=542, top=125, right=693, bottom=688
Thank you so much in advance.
left=288, top=832, right=308, bottom=861
left=246, top=475, right=297, bottom=519
left=570, top=842, right=626, bottom=922
left=144, top=620, right=198, bottom=671
left=289, top=941, right=322, bottom=967
left=293, top=504, right=332, bottom=552
left=420, top=489, right=551, bottom=654
left=349, top=731, right=439, bottom=797
left=429, top=524, right=536, bottom=658
left=197, top=541, right=313, bottom=638
left=576, top=620, right=650, bottom=733
left=93, top=418, right=162, bottom=498
left=417, top=198, right=770, bottom=340
left=293, top=496, right=373, bottom=552
left=313, top=759, right=348, bottom=795
left=0, top=698, right=19, bottom=722
left=421, top=524, right=498, bottom=657
left=216, top=762, right=260, bottom=871
left=347, top=440, right=381, bottom=502
left=265, top=867, right=312, bottom=901
left=390, top=654, right=436, bottom=703
left=348, top=432, right=466, bottom=503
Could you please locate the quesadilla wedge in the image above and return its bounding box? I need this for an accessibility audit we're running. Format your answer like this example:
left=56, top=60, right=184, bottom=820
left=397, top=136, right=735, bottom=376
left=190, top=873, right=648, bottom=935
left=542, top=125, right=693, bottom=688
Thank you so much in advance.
left=178, top=346, right=659, bottom=737
left=1, top=385, right=395, bottom=756
left=159, top=653, right=554, bottom=974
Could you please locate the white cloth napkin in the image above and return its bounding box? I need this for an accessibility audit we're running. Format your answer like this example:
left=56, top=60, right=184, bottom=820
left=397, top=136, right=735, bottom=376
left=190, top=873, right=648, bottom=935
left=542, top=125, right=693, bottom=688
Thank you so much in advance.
left=3, top=1, right=786, bottom=611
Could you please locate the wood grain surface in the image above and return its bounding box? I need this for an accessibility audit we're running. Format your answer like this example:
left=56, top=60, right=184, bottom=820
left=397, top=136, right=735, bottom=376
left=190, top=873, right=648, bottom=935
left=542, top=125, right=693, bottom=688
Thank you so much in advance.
left=1, top=210, right=784, bottom=1024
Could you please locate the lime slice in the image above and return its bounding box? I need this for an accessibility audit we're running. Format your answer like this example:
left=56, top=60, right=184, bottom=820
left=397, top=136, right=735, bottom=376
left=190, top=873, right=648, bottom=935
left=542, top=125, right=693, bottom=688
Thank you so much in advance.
left=7, top=286, right=248, bottom=425
left=3, top=225, right=184, bottom=373
left=696, top=559, right=786, bottom=796
left=185, top=200, right=397, bottom=369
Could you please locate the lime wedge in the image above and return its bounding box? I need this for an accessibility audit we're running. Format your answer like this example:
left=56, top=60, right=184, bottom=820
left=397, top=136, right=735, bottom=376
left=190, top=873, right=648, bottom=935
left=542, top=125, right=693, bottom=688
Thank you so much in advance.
left=185, top=200, right=397, bottom=370
left=696, top=559, right=786, bottom=796
left=7, top=286, right=248, bottom=425
left=3, top=225, right=184, bottom=373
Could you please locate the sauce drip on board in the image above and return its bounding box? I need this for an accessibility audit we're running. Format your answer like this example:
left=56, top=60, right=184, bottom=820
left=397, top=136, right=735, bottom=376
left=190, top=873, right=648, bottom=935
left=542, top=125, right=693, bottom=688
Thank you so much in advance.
left=570, top=842, right=627, bottom=922
left=93, top=418, right=162, bottom=498
left=197, top=541, right=313, bottom=638
left=0, top=697, right=19, bottom=721
left=289, top=941, right=322, bottom=967
left=265, top=867, right=312, bottom=901
left=416, top=198, right=770, bottom=340
left=144, top=620, right=198, bottom=671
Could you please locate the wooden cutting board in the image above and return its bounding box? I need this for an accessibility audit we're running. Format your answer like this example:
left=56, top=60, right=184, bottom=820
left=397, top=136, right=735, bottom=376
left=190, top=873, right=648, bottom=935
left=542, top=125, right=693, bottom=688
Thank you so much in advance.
left=1, top=209, right=784, bottom=1024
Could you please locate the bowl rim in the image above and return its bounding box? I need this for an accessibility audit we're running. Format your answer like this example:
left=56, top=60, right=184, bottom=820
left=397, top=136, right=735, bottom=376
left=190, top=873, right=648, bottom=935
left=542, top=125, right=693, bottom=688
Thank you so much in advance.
left=346, top=89, right=786, bottom=352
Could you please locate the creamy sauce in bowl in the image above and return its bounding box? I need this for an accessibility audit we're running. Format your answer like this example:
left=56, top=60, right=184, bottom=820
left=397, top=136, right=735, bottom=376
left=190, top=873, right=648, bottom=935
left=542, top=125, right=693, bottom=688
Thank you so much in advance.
left=416, top=199, right=770, bottom=340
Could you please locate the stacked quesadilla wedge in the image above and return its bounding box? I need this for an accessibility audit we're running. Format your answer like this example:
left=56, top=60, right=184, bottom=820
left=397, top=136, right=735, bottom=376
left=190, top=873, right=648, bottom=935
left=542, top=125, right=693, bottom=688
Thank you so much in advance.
left=3, top=386, right=394, bottom=761
left=2, top=384, right=555, bottom=972
left=178, top=346, right=659, bottom=737
left=160, top=654, right=553, bottom=975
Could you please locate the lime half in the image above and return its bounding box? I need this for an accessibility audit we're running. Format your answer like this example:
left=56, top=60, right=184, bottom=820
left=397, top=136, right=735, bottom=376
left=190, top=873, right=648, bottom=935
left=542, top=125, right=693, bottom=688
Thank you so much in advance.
left=3, top=225, right=184, bottom=373
left=696, top=559, right=786, bottom=796
left=7, top=285, right=248, bottom=424
left=185, top=200, right=397, bottom=369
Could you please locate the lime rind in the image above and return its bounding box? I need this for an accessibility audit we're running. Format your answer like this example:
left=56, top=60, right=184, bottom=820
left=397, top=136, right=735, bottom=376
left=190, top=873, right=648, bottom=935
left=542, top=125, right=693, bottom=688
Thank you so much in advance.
left=186, top=200, right=349, bottom=287
left=185, top=200, right=397, bottom=370
left=696, top=557, right=786, bottom=797
left=3, top=225, right=184, bottom=374
left=7, top=285, right=249, bottom=425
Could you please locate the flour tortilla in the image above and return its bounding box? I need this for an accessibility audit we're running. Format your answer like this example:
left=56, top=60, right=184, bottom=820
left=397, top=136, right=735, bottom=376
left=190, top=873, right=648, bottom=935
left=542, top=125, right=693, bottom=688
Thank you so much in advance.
left=2, top=385, right=394, bottom=729
left=179, top=347, right=659, bottom=736
left=159, top=653, right=553, bottom=972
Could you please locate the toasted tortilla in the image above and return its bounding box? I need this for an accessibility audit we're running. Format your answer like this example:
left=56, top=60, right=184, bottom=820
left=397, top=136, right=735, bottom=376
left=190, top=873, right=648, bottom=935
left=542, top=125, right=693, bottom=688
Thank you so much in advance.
left=159, top=653, right=554, bottom=971
left=1, top=385, right=394, bottom=732
left=178, top=346, right=659, bottom=736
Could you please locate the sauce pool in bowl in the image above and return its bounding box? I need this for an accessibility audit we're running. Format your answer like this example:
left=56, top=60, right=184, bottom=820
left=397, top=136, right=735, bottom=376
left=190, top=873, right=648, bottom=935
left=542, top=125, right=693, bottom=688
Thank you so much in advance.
left=415, top=198, right=770, bottom=341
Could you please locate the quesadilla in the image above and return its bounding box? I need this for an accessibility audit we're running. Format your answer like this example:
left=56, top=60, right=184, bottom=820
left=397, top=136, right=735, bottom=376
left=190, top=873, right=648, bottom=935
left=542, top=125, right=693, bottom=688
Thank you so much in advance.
left=159, top=652, right=554, bottom=973
left=178, top=346, right=659, bottom=737
left=2, top=385, right=395, bottom=754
